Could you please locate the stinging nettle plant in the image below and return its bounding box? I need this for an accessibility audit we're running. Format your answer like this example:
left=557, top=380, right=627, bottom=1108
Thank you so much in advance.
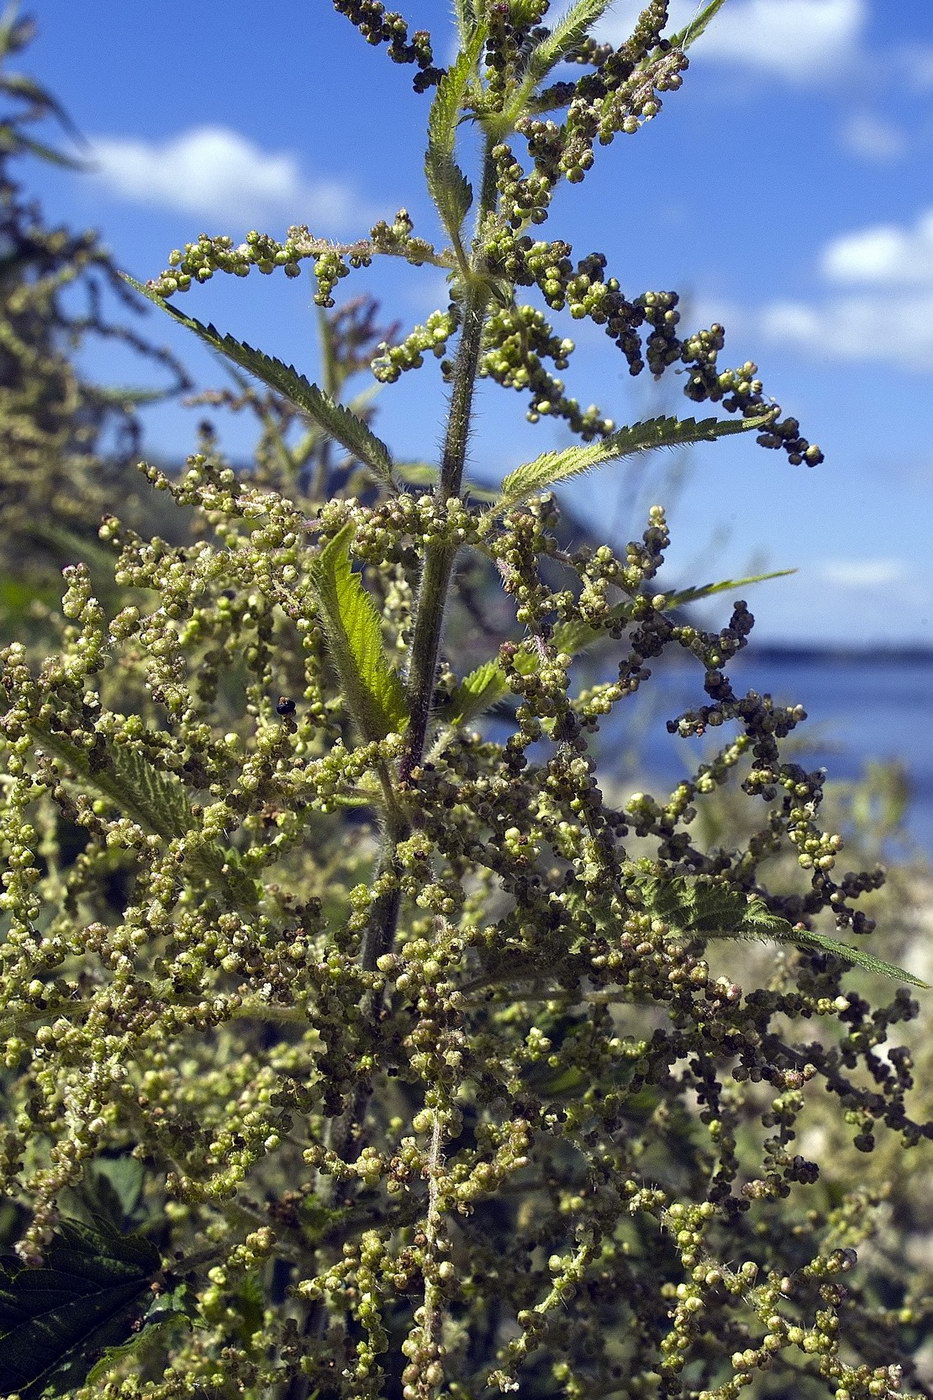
left=1, top=3, right=932, bottom=1398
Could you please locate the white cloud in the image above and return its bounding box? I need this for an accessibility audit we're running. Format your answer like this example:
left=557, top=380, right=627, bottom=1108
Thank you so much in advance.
left=596, top=0, right=865, bottom=80
left=839, top=111, right=907, bottom=163
left=761, top=290, right=933, bottom=372
left=895, top=41, right=933, bottom=92
left=756, top=206, right=933, bottom=372
left=90, top=125, right=364, bottom=229
left=819, top=559, right=907, bottom=588
left=821, top=208, right=933, bottom=285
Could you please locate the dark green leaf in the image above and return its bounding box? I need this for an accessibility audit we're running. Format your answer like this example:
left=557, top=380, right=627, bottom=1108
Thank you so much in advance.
left=123, top=277, right=395, bottom=486
left=30, top=727, right=191, bottom=842
left=664, top=569, right=796, bottom=608
left=0, top=1218, right=160, bottom=1398
left=789, top=928, right=929, bottom=988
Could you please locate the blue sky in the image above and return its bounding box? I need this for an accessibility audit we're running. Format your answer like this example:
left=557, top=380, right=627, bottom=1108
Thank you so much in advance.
left=22, top=0, right=933, bottom=644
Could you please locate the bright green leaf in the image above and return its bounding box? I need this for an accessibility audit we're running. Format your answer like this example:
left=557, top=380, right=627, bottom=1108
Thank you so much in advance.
left=441, top=569, right=793, bottom=727
left=123, top=276, right=395, bottom=486
left=425, top=24, right=485, bottom=248
left=311, top=523, right=408, bottom=742
left=487, top=413, right=773, bottom=519
left=443, top=660, right=504, bottom=728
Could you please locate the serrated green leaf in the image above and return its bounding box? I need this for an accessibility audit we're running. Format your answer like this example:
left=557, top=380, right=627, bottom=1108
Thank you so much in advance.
left=443, top=660, right=504, bottom=728
left=425, top=24, right=485, bottom=247
left=488, top=413, right=772, bottom=519
left=311, top=523, right=408, bottom=742
left=665, top=0, right=729, bottom=52
left=441, top=568, right=794, bottom=727
left=787, top=928, right=929, bottom=989
left=0, top=1218, right=160, bottom=1398
left=123, top=276, right=395, bottom=486
left=28, top=725, right=258, bottom=909
left=636, top=875, right=793, bottom=940
left=31, top=727, right=191, bottom=841
left=664, top=569, right=796, bottom=609
left=452, top=0, right=475, bottom=42
left=523, top=0, right=615, bottom=86
left=635, top=875, right=928, bottom=988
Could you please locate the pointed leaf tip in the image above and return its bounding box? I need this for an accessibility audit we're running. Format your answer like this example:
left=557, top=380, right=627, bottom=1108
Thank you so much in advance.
left=123, top=275, right=395, bottom=486
left=487, top=413, right=772, bottom=520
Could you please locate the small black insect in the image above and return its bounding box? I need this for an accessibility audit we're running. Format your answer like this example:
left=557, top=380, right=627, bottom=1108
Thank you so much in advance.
left=276, top=696, right=297, bottom=717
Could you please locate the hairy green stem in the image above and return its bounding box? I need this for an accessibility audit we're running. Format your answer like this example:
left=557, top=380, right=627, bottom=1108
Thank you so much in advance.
left=400, top=284, right=489, bottom=783
left=283, top=135, right=500, bottom=1400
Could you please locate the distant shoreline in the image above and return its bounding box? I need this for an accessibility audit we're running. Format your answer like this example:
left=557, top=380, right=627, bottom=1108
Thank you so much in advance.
left=735, top=644, right=933, bottom=666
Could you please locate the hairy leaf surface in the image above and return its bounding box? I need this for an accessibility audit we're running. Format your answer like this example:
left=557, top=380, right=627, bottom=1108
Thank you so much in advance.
left=28, top=725, right=257, bottom=908
left=523, top=0, right=616, bottom=87
left=636, top=875, right=928, bottom=986
left=125, top=277, right=395, bottom=485
left=311, top=523, right=408, bottom=742
left=488, top=413, right=772, bottom=517
left=425, top=24, right=485, bottom=246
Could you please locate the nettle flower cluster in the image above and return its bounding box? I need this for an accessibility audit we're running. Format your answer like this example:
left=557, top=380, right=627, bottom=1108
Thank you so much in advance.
left=0, top=5, right=930, bottom=1400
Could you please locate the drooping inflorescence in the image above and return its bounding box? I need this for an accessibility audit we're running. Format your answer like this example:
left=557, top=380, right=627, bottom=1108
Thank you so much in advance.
left=0, top=5, right=928, bottom=1399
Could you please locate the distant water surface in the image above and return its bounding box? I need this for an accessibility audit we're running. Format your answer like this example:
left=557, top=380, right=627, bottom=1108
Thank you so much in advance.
left=594, top=648, right=933, bottom=861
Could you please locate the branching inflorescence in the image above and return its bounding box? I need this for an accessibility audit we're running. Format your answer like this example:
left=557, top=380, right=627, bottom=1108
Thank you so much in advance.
left=0, top=5, right=930, bottom=1400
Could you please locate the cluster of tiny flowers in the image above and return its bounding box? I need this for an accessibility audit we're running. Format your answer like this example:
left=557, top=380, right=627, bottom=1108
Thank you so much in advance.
left=483, top=0, right=686, bottom=231
left=0, top=6, right=928, bottom=1398
left=147, top=214, right=441, bottom=308
left=331, top=0, right=443, bottom=90
left=482, top=230, right=823, bottom=460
